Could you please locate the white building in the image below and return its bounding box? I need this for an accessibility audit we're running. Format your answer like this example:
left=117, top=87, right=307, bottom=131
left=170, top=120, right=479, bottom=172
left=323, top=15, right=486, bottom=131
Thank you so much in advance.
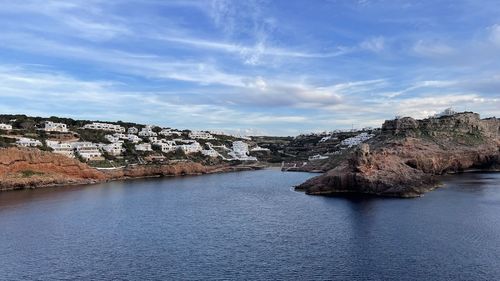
left=114, top=133, right=128, bottom=140
left=135, top=143, right=153, bottom=151
left=159, top=129, right=182, bottom=137
left=232, top=141, right=249, bottom=157
left=46, top=140, right=75, bottom=158
left=154, top=140, right=177, bottom=153
left=209, top=130, right=225, bottom=136
left=16, top=137, right=42, bottom=147
left=173, top=138, right=190, bottom=143
left=74, top=142, right=104, bottom=161
left=189, top=131, right=214, bottom=140
left=127, top=127, right=138, bottom=134
left=83, top=122, right=125, bottom=133
left=201, top=149, right=218, bottom=157
left=101, top=142, right=124, bottom=156
left=434, top=108, right=457, bottom=118
left=105, top=134, right=120, bottom=143
left=177, top=141, right=202, bottom=154
left=340, top=132, right=374, bottom=148
left=0, top=123, right=12, bottom=130
left=230, top=141, right=257, bottom=161
left=138, top=125, right=157, bottom=137
left=127, top=134, right=142, bottom=143
left=251, top=146, right=270, bottom=152
left=44, top=121, right=69, bottom=133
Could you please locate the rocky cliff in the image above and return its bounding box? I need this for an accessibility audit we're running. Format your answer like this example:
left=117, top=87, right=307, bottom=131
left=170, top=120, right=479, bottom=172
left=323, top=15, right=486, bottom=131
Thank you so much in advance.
left=0, top=147, right=106, bottom=191
left=0, top=148, right=266, bottom=191
left=296, top=113, right=500, bottom=197
left=102, top=162, right=209, bottom=179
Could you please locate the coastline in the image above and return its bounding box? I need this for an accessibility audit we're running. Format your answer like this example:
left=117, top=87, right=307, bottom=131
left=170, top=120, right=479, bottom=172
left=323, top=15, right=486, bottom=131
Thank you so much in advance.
left=0, top=162, right=268, bottom=192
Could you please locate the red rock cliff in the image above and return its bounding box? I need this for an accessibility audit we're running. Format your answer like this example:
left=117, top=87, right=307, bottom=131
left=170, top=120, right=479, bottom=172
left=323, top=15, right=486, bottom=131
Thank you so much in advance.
left=297, top=113, right=500, bottom=197
left=0, top=147, right=106, bottom=191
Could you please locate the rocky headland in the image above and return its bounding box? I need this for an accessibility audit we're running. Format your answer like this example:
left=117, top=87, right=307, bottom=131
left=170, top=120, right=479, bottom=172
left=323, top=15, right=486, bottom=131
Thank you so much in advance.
left=0, top=147, right=265, bottom=191
left=296, top=113, right=500, bottom=197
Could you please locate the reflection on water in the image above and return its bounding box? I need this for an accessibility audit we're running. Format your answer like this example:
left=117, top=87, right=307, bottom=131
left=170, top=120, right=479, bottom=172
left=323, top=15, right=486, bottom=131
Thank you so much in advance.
left=0, top=170, right=499, bottom=280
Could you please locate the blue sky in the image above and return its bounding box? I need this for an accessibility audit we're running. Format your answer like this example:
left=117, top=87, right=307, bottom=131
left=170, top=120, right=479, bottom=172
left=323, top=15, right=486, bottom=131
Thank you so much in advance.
left=0, top=0, right=499, bottom=135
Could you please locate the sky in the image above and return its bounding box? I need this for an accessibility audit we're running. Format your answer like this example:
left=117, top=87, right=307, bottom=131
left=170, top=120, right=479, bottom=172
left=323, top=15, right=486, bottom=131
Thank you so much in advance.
left=0, top=0, right=499, bottom=136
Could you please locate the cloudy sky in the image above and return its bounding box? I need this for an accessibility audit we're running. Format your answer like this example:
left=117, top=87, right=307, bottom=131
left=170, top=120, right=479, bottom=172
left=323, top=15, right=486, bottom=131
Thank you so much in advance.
left=0, top=0, right=499, bottom=135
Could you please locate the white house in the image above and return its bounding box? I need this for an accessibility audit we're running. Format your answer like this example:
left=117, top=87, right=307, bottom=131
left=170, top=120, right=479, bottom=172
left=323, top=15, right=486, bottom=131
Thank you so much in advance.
left=340, top=132, right=374, bottom=148
left=46, top=141, right=75, bottom=158
left=16, top=137, right=42, bottom=147
left=250, top=145, right=270, bottom=152
left=101, top=142, right=124, bottom=156
left=44, top=121, right=69, bottom=133
left=113, top=133, right=128, bottom=140
left=159, top=129, right=182, bottom=137
left=0, top=123, right=12, bottom=130
left=154, top=140, right=177, bottom=153
left=232, top=141, right=249, bottom=157
left=73, top=142, right=104, bottom=161
left=189, top=131, right=214, bottom=140
left=230, top=141, right=257, bottom=161
left=83, top=122, right=125, bottom=133
left=105, top=134, right=120, bottom=143
left=434, top=108, right=457, bottom=118
left=201, top=149, right=218, bottom=157
left=127, top=127, right=139, bottom=134
left=135, top=143, right=153, bottom=151
left=138, top=125, right=157, bottom=137
left=127, top=134, right=142, bottom=143
left=177, top=141, right=202, bottom=154
left=209, top=130, right=225, bottom=136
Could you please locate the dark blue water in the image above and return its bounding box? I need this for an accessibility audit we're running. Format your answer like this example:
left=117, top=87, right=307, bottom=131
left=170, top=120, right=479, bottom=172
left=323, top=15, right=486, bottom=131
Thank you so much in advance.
left=0, top=169, right=499, bottom=281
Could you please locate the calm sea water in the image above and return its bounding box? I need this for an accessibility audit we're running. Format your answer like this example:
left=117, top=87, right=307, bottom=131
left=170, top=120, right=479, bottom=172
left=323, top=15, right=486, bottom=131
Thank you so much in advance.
left=0, top=169, right=499, bottom=281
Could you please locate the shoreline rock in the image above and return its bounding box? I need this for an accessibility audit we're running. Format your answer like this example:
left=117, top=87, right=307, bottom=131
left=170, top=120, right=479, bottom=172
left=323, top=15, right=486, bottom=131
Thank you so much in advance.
left=0, top=147, right=267, bottom=192
left=296, top=113, right=500, bottom=198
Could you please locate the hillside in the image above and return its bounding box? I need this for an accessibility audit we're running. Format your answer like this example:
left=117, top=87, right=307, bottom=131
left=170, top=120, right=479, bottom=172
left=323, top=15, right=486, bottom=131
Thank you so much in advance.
left=296, top=112, right=500, bottom=197
left=0, top=114, right=263, bottom=167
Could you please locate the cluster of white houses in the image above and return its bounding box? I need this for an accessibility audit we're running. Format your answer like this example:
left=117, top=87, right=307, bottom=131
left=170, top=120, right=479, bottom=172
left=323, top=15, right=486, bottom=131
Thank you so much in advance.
left=339, top=132, right=375, bottom=148
left=11, top=120, right=259, bottom=162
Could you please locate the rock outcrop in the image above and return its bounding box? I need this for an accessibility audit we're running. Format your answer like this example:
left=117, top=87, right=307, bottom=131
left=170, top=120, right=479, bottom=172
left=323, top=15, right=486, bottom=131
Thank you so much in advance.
left=0, top=147, right=106, bottom=191
left=297, top=113, right=500, bottom=197
left=0, top=148, right=267, bottom=191
left=102, top=162, right=209, bottom=179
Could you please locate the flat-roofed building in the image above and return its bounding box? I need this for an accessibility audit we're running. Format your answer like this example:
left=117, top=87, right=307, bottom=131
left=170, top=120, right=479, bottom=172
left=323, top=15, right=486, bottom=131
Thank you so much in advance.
left=83, top=122, right=125, bottom=133
left=44, top=121, right=69, bottom=132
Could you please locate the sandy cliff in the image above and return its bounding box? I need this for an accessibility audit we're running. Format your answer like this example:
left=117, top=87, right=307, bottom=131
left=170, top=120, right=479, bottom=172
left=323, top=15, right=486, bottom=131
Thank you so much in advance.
left=296, top=113, right=500, bottom=197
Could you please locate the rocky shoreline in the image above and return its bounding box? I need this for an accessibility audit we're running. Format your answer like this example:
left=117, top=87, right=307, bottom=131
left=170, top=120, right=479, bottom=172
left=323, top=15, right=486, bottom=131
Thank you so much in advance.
left=296, top=113, right=500, bottom=198
left=0, top=147, right=266, bottom=192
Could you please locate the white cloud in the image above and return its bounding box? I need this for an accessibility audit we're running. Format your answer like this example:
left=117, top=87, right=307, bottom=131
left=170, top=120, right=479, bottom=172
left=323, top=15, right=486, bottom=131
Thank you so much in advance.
left=0, top=0, right=130, bottom=41
left=360, top=36, right=385, bottom=52
left=413, top=40, right=456, bottom=57
left=488, top=24, right=500, bottom=46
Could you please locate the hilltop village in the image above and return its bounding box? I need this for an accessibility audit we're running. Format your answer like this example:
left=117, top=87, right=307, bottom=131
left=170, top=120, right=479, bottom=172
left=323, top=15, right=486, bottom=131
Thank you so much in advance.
left=1, top=108, right=497, bottom=193
left=0, top=114, right=380, bottom=170
left=0, top=115, right=269, bottom=169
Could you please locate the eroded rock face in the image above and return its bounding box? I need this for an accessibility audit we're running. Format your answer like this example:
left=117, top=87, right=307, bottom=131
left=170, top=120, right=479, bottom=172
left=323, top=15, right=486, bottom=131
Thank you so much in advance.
left=0, top=147, right=106, bottom=191
left=297, top=113, right=500, bottom=197
left=0, top=147, right=265, bottom=191
left=103, top=162, right=209, bottom=179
